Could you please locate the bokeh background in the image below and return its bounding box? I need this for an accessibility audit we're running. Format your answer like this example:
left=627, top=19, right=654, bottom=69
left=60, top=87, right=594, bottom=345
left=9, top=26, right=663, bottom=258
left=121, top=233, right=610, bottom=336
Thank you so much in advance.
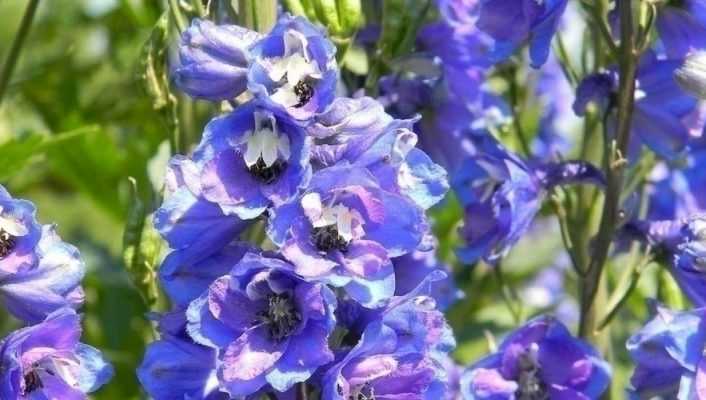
left=0, top=1, right=657, bottom=398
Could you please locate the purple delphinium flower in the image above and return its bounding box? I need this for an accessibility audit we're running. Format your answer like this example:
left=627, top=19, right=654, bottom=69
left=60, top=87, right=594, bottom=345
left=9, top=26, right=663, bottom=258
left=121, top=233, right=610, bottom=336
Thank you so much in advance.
left=190, top=101, right=312, bottom=220
left=656, top=0, right=706, bottom=58
left=248, top=15, right=337, bottom=122
left=624, top=214, right=706, bottom=306
left=647, top=145, right=706, bottom=220
left=0, top=185, right=85, bottom=323
left=173, top=19, right=262, bottom=101
left=186, top=252, right=337, bottom=397
left=454, top=132, right=604, bottom=264
left=138, top=310, right=228, bottom=400
left=267, top=165, right=426, bottom=307
left=574, top=52, right=706, bottom=160
left=0, top=308, right=113, bottom=399
left=460, top=316, right=611, bottom=399
left=626, top=302, right=706, bottom=399
left=473, top=0, right=569, bottom=68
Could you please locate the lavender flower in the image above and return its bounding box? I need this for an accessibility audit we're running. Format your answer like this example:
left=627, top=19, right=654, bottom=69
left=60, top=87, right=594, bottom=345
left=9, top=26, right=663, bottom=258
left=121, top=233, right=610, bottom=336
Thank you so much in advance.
left=0, top=308, right=113, bottom=399
left=248, top=15, right=337, bottom=121
left=186, top=252, right=336, bottom=396
left=267, top=165, right=426, bottom=307
left=173, top=19, right=262, bottom=101
left=627, top=302, right=706, bottom=399
left=454, top=132, right=603, bottom=264
left=189, top=102, right=312, bottom=220
left=0, top=186, right=85, bottom=323
left=460, top=316, right=611, bottom=399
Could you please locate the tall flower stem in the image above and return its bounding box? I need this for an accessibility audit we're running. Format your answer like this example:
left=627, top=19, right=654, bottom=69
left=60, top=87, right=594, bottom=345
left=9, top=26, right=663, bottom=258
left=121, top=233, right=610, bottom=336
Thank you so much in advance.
left=0, top=0, right=40, bottom=106
left=578, top=0, right=639, bottom=339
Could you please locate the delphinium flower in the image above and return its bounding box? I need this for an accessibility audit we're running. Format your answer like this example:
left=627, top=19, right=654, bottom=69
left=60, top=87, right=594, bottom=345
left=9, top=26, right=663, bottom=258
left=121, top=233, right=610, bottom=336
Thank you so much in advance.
left=655, top=0, right=706, bottom=58
left=624, top=214, right=706, bottom=306
left=574, top=51, right=706, bottom=160
left=267, top=165, right=426, bottom=307
left=0, top=185, right=85, bottom=323
left=248, top=15, right=338, bottom=121
left=186, top=252, right=337, bottom=396
left=0, top=308, right=113, bottom=399
left=626, top=302, right=706, bottom=399
left=460, top=316, right=611, bottom=399
left=647, top=144, right=706, bottom=220
left=454, top=132, right=604, bottom=264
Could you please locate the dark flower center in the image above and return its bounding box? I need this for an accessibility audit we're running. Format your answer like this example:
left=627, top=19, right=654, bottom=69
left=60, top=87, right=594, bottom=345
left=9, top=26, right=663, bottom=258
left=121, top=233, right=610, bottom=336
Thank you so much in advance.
left=0, top=228, right=16, bottom=259
left=515, top=352, right=548, bottom=400
left=257, top=293, right=301, bottom=341
left=349, top=382, right=376, bottom=400
left=248, top=157, right=287, bottom=184
left=23, top=367, right=43, bottom=395
left=311, top=225, right=349, bottom=253
left=293, top=80, right=314, bottom=108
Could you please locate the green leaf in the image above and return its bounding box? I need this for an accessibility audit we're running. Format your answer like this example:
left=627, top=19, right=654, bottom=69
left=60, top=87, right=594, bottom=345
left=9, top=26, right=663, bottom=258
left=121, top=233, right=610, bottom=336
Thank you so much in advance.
left=0, top=125, right=97, bottom=181
left=122, top=178, right=165, bottom=308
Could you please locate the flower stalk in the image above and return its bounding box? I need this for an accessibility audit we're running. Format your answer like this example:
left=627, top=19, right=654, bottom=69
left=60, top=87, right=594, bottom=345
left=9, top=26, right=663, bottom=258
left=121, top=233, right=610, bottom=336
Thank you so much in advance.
left=0, top=0, right=39, bottom=106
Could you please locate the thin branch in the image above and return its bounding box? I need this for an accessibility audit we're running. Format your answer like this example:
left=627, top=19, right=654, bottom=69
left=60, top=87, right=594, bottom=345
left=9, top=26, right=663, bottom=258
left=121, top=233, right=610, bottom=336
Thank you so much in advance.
left=0, top=0, right=40, bottom=105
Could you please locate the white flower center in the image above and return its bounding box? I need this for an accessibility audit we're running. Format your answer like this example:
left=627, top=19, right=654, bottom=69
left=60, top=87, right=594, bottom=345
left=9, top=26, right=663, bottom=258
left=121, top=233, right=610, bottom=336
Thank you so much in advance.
left=266, top=30, right=322, bottom=108
left=0, top=205, right=28, bottom=237
left=242, top=111, right=291, bottom=169
left=301, top=193, right=365, bottom=242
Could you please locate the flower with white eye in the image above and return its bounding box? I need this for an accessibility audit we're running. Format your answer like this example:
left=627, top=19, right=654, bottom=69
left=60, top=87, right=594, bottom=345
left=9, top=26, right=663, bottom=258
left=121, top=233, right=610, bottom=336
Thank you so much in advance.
left=248, top=15, right=338, bottom=121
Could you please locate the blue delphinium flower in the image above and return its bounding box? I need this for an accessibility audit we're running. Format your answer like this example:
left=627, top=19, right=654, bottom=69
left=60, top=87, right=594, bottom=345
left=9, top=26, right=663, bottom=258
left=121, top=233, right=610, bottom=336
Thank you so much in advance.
left=473, top=0, right=569, bottom=68
left=647, top=145, right=706, bottom=220
left=248, top=15, right=337, bottom=122
left=0, top=308, right=113, bottom=399
left=186, top=252, right=337, bottom=397
left=454, top=132, right=604, bottom=264
left=460, top=315, right=611, bottom=399
left=656, top=0, right=706, bottom=58
left=189, top=101, right=312, bottom=220
left=574, top=52, right=706, bottom=160
left=626, top=302, right=706, bottom=399
left=0, top=186, right=85, bottom=323
left=624, top=214, right=706, bottom=306
left=267, top=165, right=426, bottom=307
left=173, top=19, right=262, bottom=101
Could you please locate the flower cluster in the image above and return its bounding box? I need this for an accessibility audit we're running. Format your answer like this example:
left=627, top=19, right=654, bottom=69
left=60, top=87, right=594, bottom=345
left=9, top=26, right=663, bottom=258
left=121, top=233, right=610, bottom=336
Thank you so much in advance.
left=138, top=14, right=456, bottom=399
left=0, top=185, right=113, bottom=399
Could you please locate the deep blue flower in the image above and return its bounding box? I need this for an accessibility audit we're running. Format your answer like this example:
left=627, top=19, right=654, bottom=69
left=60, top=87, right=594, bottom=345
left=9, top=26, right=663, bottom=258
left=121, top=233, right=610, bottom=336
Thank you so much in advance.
left=186, top=252, right=337, bottom=397
left=188, top=101, right=312, bottom=220
left=574, top=52, right=706, bottom=160
left=267, top=165, right=426, bottom=307
left=0, top=186, right=85, bottom=323
left=0, top=308, right=113, bottom=399
left=657, top=0, right=706, bottom=58
left=460, top=316, right=611, bottom=399
left=647, top=145, right=706, bottom=220
left=454, top=132, right=604, bottom=264
left=624, top=215, right=706, bottom=307
left=626, top=302, right=706, bottom=399
left=173, top=19, right=262, bottom=101
left=248, top=15, right=337, bottom=122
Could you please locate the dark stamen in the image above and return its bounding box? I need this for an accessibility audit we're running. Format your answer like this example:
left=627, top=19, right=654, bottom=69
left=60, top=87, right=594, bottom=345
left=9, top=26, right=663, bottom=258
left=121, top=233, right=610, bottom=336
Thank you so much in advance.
left=248, top=157, right=287, bottom=184
left=515, top=352, right=549, bottom=400
left=23, top=368, right=43, bottom=395
left=293, top=80, right=314, bottom=108
left=349, top=382, right=375, bottom=400
left=0, top=229, right=16, bottom=259
left=257, top=293, right=301, bottom=341
left=311, top=225, right=349, bottom=253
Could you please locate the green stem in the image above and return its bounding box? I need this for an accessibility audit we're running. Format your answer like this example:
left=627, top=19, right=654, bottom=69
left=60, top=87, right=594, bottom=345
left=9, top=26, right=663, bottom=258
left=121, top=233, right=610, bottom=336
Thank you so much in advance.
left=0, top=0, right=40, bottom=106
left=597, top=252, right=652, bottom=331
left=493, top=263, right=523, bottom=324
left=168, top=0, right=188, bottom=32
left=238, top=0, right=277, bottom=33
left=578, top=0, right=639, bottom=340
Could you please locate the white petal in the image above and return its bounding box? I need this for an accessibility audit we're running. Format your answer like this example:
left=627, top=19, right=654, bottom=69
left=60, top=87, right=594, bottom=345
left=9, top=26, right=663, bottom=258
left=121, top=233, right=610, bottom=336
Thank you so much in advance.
left=261, top=129, right=279, bottom=167
left=301, top=193, right=323, bottom=223
left=0, top=214, right=28, bottom=237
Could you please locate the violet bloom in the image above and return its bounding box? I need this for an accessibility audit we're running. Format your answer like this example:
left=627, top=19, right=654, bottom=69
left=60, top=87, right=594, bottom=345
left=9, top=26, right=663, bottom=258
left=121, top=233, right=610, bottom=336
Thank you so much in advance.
left=0, top=308, right=113, bottom=399
left=454, top=132, right=604, bottom=264
left=186, top=252, right=336, bottom=397
left=0, top=186, right=85, bottom=323
left=647, top=146, right=706, bottom=220
left=626, top=302, right=706, bottom=399
left=473, top=0, right=569, bottom=68
left=624, top=215, right=706, bottom=306
left=173, top=19, right=262, bottom=101
left=574, top=52, right=706, bottom=160
left=248, top=15, right=337, bottom=121
left=460, top=316, right=611, bottom=399
left=656, top=0, right=706, bottom=58
left=190, top=102, right=312, bottom=219
left=267, top=165, right=426, bottom=307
